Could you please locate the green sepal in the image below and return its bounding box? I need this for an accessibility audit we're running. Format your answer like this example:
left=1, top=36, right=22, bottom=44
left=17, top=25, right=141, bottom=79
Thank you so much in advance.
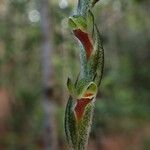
left=87, top=24, right=104, bottom=84
left=87, top=10, right=94, bottom=34
left=68, top=16, right=87, bottom=31
left=86, top=82, right=97, bottom=95
left=65, top=96, right=78, bottom=149
left=68, top=17, right=77, bottom=29
left=76, top=79, right=90, bottom=98
left=67, top=78, right=75, bottom=96
left=77, top=80, right=97, bottom=99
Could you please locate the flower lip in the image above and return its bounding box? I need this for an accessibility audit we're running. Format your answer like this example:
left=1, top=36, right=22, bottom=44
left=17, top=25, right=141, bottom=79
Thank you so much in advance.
left=73, top=29, right=93, bottom=60
left=74, top=97, right=93, bottom=121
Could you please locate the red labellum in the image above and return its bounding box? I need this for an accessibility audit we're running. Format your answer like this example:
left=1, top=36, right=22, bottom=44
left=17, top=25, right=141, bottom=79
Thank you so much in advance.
left=74, top=98, right=91, bottom=121
left=73, top=29, right=93, bottom=60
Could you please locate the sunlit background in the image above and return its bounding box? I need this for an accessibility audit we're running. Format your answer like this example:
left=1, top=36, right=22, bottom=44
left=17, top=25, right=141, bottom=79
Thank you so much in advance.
left=0, top=0, right=150, bottom=150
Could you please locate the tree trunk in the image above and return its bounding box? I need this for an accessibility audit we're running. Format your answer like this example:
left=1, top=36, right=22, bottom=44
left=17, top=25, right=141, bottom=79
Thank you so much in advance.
left=40, top=0, right=57, bottom=149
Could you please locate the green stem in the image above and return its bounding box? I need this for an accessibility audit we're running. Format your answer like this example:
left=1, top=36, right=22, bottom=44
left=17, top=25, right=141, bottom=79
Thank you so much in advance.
left=65, top=0, right=103, bottom=149
left=77, top=0, right=91, bottom=16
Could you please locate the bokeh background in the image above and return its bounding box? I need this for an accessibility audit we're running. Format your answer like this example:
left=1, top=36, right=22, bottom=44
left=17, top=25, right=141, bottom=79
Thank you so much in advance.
left=0, top=0, right=150, bottom=150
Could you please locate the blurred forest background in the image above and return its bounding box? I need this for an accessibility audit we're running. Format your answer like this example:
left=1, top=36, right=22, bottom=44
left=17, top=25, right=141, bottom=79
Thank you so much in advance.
left=0, top=0, right=150, bottom=150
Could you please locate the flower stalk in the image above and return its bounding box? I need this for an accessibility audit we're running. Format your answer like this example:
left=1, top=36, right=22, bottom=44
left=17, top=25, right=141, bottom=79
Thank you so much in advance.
left=65, top=0, right=104, bottom=149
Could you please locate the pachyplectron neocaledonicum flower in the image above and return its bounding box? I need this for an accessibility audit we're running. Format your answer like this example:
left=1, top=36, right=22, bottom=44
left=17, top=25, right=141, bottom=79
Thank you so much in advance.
left=64, top=0, right=104, bottom=150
